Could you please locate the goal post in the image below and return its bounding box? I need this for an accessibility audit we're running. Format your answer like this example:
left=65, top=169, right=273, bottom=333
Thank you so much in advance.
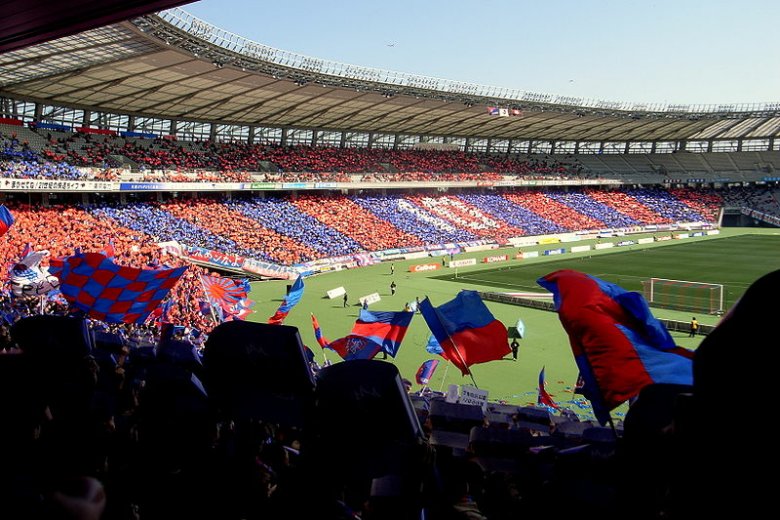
left=641, top=278, right=724, bottom=315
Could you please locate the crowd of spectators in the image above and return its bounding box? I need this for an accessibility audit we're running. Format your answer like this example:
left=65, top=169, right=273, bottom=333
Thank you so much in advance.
left=293, top=194, right=426, bottom=252
left=0, top=203, right=218, bottom=336
left=161, top=199, right=318, bottom=265
left=1, top=159, right=87, bottom=180
left=457, top=193, right=567, bottom=236
left=503, top=191, right=606, bottom=231
left=2, top=132, right=93, bottom=180
left=585, top=189, right=672, bottom=224
left=408, top=195, right=524, bottom=241
left=668, top=188, right=724, bottom=222
left=20, top=128, right=587, bottom=177
left=1, top=262, right=771, bottom=518
left=719, top=186, right=777, bottom=212
left=353, top=195, right=478, bottom=244
left=360, top=171, right=504, bottom=182
left=2, top=189, right=724, bottom=273
left=225, top=198, right=364, bottom=258
left=624, top=188, right=709, bottom=222
left=546, top=191, right=643, bottom=229
left=134, top=170, right=253, bottom=183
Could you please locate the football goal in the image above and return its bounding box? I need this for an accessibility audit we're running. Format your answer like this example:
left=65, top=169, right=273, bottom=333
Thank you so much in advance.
left=641, top=278, right=724, bottom=315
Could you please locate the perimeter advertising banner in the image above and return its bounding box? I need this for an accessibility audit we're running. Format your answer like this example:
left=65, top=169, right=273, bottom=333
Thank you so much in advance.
left=449, top=258, right=477, bottom=268
left=3, top=179, right=117, bottom=192
left=409, top=263, right=441, bottom=273
left=482, top=254, right=509, bottom=263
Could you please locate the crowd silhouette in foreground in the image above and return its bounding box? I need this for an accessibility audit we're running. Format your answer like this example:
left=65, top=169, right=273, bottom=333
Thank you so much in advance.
left=0, top=268, right=774, bottom=519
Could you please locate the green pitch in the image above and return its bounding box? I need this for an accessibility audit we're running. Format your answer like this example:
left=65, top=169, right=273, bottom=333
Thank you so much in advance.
left=246, top=229, right=780, bottom=420
left=434, top=233, right=780, bottom=311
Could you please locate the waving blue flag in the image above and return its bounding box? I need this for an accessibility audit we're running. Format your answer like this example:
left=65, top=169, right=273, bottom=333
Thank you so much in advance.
left=268, top=274, right=304, bottom=325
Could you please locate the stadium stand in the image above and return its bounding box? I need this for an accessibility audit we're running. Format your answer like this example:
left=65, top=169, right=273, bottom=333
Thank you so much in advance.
left=1, top=6, right=778, bottom=517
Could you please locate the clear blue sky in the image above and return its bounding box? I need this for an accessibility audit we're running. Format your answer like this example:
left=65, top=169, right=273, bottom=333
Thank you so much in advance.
left=183, top=0, right=779, bottom=106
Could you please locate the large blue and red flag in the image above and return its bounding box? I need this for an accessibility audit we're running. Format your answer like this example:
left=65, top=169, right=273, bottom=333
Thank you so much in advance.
left=354, top=309, right=413, bottom=357
left=329, top=335, right=382, bottom=361
left=50, top=252, right=187, bottom=324
left=329, top=309, right=414, bottom=360
left=419, top=290, right=509, bottom=376
left=537, top=367, right=560, bottom=410
left=537, top=269, right=693, bottom=424
left=416, top=359, right=440, bottom=386
left=310, top=313, right=330, bottom=349
left=0, top=205, right=14, bottom=237
left=268, top=274, right=304, bottom=325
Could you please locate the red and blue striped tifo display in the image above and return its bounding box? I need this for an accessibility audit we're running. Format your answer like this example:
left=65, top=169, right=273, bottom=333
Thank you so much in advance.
left=51, top=252, right=187, bottom=324
left=537, top=269, right=693, bottom=424
left=419, top=290, right=510, bottom=376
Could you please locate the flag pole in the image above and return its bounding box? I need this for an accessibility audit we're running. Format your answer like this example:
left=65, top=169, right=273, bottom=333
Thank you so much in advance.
left=451, top=334, right=479, bottom=388
left=437, top=361, right=451, bottom=392
left=425, top=296, right=479, bottom=388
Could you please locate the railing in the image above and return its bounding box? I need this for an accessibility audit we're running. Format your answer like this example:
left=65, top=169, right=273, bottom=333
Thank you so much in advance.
left=154, top=7, right=780, bottom=117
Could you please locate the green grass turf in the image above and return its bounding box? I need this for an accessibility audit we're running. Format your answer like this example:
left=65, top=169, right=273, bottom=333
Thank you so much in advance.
left=433, top=234, right=780, bottom=311
left=246, top=228, right=780, bottom=420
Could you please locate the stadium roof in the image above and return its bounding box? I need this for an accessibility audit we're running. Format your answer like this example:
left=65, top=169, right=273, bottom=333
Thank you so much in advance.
left=2, top=7, right=780, bottom=143
left=0, top=0, right=193, bottom=53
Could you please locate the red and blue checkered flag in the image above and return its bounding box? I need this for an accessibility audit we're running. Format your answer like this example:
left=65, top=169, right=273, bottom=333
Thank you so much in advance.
left=0, top=205, right=14, bottom=237
left=50, top=252, right=187, bottom=324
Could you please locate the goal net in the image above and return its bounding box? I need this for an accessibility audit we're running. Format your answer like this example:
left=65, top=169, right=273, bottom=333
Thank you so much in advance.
left=641, top=278, right=724, bottom=315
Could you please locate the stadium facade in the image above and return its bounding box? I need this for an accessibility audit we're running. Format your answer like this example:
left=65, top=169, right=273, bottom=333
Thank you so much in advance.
left=2, top=7, right=779, bottom=154
left=1, top=7, right=778, bottom=281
